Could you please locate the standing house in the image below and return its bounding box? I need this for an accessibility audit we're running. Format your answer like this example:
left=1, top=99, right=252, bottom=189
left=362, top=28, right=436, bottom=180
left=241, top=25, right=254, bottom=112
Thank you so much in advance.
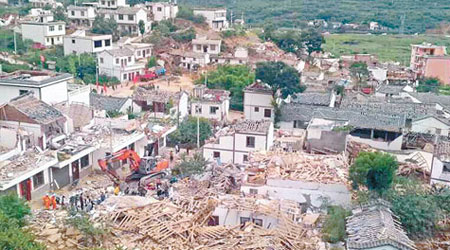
left=20, top=14, right=65, bottom=46
left=0, top=71, right=73, bottom=105
left=97, top=0, right=127, bottom=9
left=170, top=50, right=210, bottom=70
left=203, top=120, right=274, bottom=164
left=99, top=7, right=151, bottom=35
left=193, top=8, right=228, bottom=31
left=67, top=5, right=97, bottom=27
left=192, top=36, right=222, bottom=55
left=0, top=93, right=68, bottom=151
left=132, top=87, right=189, bottom=120
left=97, top=47, right=146, bottom=82
left=124, top=42, right=153, bottom=61
left=145, top=1, right=178, bottom=21
left=243, top=81, right=274, bottom=121
left=63, top=30, right=112, bottom=55
left=423, top=56, right=450, bottom=85
left=410, top=43, right=447, bottom=78
left=191, top=85, right=230, bottom=122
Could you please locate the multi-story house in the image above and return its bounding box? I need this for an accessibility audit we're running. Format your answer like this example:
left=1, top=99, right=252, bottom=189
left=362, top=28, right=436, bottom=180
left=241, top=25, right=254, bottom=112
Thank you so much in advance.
left=63, top=30, right=113, bottom=55
left=192, top=36, right=222, bottom=55
left=243, top=81, right=274, bottom=121
left=99, top=7, right=151, bottom=35
left=67, top=5, right=97, bottom=27
left=203, top=120, right=274, bottom=164
left=170, top=50, right=210, bottom=70
left=98, top=0, right=127, bottom=9
left=145, top=1, right=178, bottom=21
left=193, top=8, right=229, bottom=31
left=410, top=43, right=447, bottom=77
left=97, top=47, right=147, bottom=82
left=20, top=14, right=66, bottom=46
left=191, top=85, right=230, bottom=122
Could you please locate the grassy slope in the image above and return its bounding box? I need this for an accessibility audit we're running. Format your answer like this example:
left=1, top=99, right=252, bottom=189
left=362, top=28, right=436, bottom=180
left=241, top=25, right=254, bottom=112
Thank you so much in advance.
left=178, top=0, right=450, bottom=34
left=323, top=34, right=450, bottom=65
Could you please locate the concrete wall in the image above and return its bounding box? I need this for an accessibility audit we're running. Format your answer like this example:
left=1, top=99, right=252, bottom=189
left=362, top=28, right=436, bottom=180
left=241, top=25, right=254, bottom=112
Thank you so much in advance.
left=40, top=81, right=69, bottom=105
left=241, top=179, right=351, bottom=208
left=21, top=23, right=45, bottom=44
left=347, top=134, right=403, bottom=151
left=431, top=157, right=450, bottom=186
left=212, top=206, right=279, bottom=229
left=244, top=92, right=274, bottom=121
left=191, top=101, right=226, bottom=121
left=68, top=85, right=90, bottom=105
left=0, top=121, right=43, bottom=149
left=51, top=165, right=70, bottom=188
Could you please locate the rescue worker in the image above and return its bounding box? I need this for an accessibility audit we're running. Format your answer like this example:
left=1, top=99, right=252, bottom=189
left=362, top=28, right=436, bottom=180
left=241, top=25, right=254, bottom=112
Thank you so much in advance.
left=51, top=195, right=57, bottom=210
left=42, top=195, right=51, bottom=210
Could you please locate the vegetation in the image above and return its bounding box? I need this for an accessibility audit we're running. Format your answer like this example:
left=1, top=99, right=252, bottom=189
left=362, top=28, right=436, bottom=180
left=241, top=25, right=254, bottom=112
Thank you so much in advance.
left=0, top=29, right=33, bottom=55
left=0, top=60, right=31, bottom=73
left=138, top=20, right=145, bottom=36
left=323, top=34, right=450, bottom=65
left=91, top=16, right=119, bottom=40
left=52, top=6, right=68, bottom=23
left=180, top=0, right=449, bottom=34
left=350, top=152, right=398, bottom=194
left=173, top=153, right=208, bottom=177
left=255, top=61, right=305, bottom=98
left=148, top=56, right=158, bottom=68
left=171, top=27, right=196, bottom=43
left=322, top=206, right=351, bottom=243
left=349, top=62, right=369, bottom=83
left=67, top=212, right=106, bottom=247
left=169, top=116, right=212, bottom=147
left=197, top=65, right=255, bottom=111
left=177, top=6, right=205, bottom=24
left=416, top=77, right=440, bottom=93
left=0, top=194, right=45, bottom=250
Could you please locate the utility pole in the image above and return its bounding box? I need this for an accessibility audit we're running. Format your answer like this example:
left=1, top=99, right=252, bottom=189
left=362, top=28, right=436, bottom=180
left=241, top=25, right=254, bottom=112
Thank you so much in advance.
left=196, top=109, right=200, bottom=149
left=204, top=70, right=207, bottom=87
left=13, top=29, right=17, bottom=55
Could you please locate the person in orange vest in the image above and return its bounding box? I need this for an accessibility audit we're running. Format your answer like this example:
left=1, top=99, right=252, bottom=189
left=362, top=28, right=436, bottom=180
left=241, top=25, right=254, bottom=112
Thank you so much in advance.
left=51, top=195, right=57, bottom=210
left=42, top=195, right=51, bottom=210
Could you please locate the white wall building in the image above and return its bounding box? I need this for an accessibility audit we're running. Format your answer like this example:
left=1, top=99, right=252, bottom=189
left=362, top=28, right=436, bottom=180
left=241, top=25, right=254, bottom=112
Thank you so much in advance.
left=64, top=30, right=112, bottom=55
left=97, top=47, right=146, bottom=82
left=203, top=120, right=274, bottom=164
left=67, top=5, right=97, bottom=27
left=145, top=1, right=178, bottom=21
left=98, top=0, right=127, bottom=9
left=411, top=116, right=450, bottom=136
left=99, top=7, right=151, bottom=35
left=170, top=50, right=210, bottom=70
left=191, top=85, right=230, bottom=122
left=21, top=18, right=66, bottom=46
left=243, top=81, right=274, bottom=121
left=192, top=36, right=222, bottom=55
left=193, top=8, right=228, bottom=31
left=0, top=71, right=73, bottom=105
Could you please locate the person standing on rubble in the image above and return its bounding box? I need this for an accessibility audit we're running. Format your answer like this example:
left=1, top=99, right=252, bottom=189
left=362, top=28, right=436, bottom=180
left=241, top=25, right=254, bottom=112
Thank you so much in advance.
left=42, top=195, right=51, bottom=210
left=170, top=151, right=174, bottom=162
left=51, top=195, right=57, bottom=210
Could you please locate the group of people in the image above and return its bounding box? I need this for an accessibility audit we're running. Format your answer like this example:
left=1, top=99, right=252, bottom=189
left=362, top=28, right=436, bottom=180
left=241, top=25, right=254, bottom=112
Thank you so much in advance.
left=42, top=190, right=107, bottom=212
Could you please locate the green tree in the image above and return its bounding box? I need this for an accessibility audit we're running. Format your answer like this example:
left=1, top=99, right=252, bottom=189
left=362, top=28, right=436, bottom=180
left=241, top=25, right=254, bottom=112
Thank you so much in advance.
left=416, top=77, right=440, bottom=93
left=300, top=29, right=325, bottom=55
left=176, top=6, right=205, bottom=24
left=171, top=27, right=196, bottom=43
left=138, top=20, right=145, bottom=36
left=197, top=65, right=255, bottom=110
left=148, top=56, right=157, bottom=68
left=173, top=153, right=208, bottom=177
left=169, top=116, right=212, bottom=147
left=322, top=206, right=351, bottom=243
left=53, top=6, right=68, bottom=23
left=262, top=21, right=276, bottom=41
left=349, top=62, right=369, bottom=83
left=91, top=16, right=118, bottom=40
left=350, top=152, right=398, bottom=193
left=255, top=61, right=305, bottom=98
left=0, top=194, right=30, bottom=226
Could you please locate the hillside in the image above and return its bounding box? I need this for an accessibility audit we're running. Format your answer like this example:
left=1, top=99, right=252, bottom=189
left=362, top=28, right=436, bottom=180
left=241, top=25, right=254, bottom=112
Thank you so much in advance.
left=323, top=34, right=450, bottom=65
left=178, top=0, right=450, bottom=34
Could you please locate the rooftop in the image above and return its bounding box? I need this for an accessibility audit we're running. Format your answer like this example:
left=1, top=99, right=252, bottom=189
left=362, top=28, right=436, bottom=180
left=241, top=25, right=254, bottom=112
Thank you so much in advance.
left=346, top=200, right=416, bottom=250
left=90, top=93, right=129, bottom=112
left=192, top=85, right=230, bottom=103
left=192, top=38, right=222, bottom=46
left=291, top=92, right=332, bottom=106
left=0, top=70, right=73, bottom=88
left=235, top=120, right=272, bottom=134
left=244, top=81, right=272, bottom=94
left=98, top=7, right=143, bottom=15
left=104, top=47, right=134, bottom=57
left=170, top=49, right=207, bottom=59
left=0, top=93, right=66, bottom=124
left=133, top=87, right=181, bottom=103
left=407, top=92, right=450, bottom=108
left=376, top=85, right=407, bottom=95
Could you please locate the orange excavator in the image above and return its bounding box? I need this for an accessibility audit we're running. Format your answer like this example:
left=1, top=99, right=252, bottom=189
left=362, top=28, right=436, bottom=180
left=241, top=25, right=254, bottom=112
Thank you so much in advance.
left=98, top=149, right=170, bottom=195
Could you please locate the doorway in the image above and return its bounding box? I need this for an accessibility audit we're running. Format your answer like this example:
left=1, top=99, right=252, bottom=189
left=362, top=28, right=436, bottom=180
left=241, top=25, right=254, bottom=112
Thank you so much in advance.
left=71, top=161, right=80, bottom=182
left=19, top=179, right=32, bottom=201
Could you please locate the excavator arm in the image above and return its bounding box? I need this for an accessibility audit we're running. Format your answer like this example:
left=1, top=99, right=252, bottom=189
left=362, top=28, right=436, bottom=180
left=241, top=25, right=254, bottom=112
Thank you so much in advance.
left=97, top=149, right=142, bottom=183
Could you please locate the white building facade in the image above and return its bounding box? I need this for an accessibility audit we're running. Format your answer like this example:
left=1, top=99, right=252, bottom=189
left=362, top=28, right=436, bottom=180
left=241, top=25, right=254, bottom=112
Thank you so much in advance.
left=21, top=19, right=66, bottom=46
left=243, top=81, right=274, bottom=121
left=64, top=30, right=112, bottom=55
left=193, top=8, right=228, bottom=31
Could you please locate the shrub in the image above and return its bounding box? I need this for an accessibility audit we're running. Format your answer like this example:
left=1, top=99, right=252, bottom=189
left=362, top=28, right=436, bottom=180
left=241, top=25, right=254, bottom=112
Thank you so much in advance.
left=322, top=206, right=350, bottom=243
left=0, top=194, right=31, bottom=226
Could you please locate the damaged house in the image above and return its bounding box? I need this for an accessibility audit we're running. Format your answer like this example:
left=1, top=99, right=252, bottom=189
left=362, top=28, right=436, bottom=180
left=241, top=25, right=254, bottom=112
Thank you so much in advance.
left=203, top=120, right=274, bottom=164
left=244, top=81, right=274, bottom=121
left=132, top=87, right=188, bottom=120
left=190, top=85, right=230, bottom=122
left=0, top=93, right=68, bottom=150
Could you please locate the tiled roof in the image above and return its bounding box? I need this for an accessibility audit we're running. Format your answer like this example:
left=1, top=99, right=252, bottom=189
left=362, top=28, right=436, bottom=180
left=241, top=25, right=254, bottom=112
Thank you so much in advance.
left=376, top=85, right=405, bottom=95
left=346, top=200, right=416, bottom=250
left=3, top=93, right=65, bottom=124
left=244, top=81, right=272, bottom=94
left=291, top=92, right=331, bottom=106
left=133, top=87, right=179, bottom=103
left=90, top=93, right=129, bottom=112
left=105, top=48, right=134, bottom=57
left=408, top=93, right=450, bottom=108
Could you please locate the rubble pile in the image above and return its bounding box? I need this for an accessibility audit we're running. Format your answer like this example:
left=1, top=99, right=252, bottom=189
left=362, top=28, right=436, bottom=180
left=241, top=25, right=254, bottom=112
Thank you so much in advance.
left=104, top=198, right=319, bottom=249
left=248, top=151, right=349, bottom=185
left=28, top=210, right=84, bottom=250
